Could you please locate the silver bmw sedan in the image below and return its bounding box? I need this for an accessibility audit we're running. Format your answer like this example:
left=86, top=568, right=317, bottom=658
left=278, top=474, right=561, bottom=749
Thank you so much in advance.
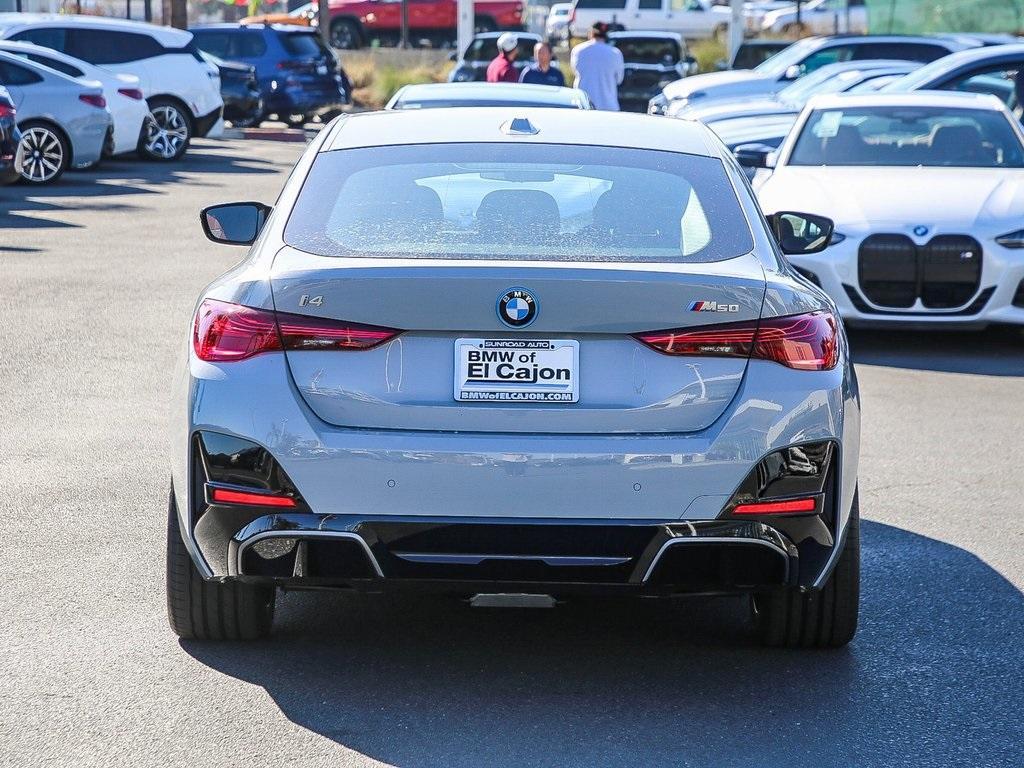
left=168, top=108, right=861, bottom=648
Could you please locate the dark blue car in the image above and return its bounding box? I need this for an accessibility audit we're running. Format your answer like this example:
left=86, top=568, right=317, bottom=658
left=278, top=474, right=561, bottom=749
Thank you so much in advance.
left=189, top=24, right=350, bottom=127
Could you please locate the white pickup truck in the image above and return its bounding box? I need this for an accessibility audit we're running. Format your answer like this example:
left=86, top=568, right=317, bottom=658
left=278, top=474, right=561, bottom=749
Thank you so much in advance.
left=569, top=0, right=732, bottom=41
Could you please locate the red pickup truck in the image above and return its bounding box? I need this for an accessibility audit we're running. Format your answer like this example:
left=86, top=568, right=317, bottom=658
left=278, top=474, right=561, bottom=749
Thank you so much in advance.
left=325, top=0, right=525, bottom=49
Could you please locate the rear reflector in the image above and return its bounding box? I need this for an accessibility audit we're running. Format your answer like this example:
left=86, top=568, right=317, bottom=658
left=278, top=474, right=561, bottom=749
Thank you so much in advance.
left=634, top=311, right=838, bottom=371
left=210, top=487, right=297, bottom=507
left=117, top=88, right=144, bottom=100
left=193, top=299, right=400, bottom=362
left=78, top=93, right=106, bottom=109
left=733, top=497, right=817, bottom=515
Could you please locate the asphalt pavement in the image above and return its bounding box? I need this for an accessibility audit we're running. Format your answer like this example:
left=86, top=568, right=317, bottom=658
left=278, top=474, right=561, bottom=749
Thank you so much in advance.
left=1, top=139, right=1022, bottom=767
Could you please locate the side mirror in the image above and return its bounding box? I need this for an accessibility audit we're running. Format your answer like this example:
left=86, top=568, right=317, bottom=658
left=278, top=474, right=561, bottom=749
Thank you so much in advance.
left=766, top=211, right=834, bottom=255
left=200, top=202, right=272, bottom=245
left=734, top=143, right=775, bottom=169
left=783, top=64, right=803, bottom=81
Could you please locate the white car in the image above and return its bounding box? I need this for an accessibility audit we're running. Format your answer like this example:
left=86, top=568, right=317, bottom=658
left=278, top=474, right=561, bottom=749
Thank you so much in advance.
left=569, top=0, right=731, bottom=41
left=546, top=3, right=573, bottom=44
left=0, top=40, right=148, bottom=157
left=0, top=14, right=223, bottom=160
left=755, top=0, right=867, bottom=36
left=753, top=91, right=1024, bottom=328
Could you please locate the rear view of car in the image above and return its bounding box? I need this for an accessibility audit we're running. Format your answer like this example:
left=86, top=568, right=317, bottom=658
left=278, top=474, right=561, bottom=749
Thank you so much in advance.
left=190, top=24, right=348, bottom=127
left=169, top=109, right=861, bottom=649
left=199, top=51, right=262, bottom=128
left=0, top=51, right=111, bottom=184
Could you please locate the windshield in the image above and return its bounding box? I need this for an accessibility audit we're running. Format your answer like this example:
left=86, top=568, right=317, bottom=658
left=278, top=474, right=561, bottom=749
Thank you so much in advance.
left=753, top=38, right=817, bottom=76
left=610, top=38, right=680, bottom=65
left=284, top=143, right=754, bottom=263
left=789, top=106, right=1024, bottom=167
left=466, top=37, right=538, bottom=62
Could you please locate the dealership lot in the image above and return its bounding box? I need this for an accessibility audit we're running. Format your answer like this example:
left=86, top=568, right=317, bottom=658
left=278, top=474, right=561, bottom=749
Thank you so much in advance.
left=1, top=138, right=1023, bottom=766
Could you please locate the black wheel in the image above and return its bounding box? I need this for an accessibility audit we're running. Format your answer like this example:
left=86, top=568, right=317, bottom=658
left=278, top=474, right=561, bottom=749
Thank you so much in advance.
left=331, top=18, right=362, bottom=49
left=138, top=98, right=191, bottom=161
left=473, top=15, right=496, bottom=34
left=16, top=121, right=69, bottom=184
left=166, top=484, right=275, bottom=641
left=230, top=106, right=263, bottom=129
left=755, top=488, right=860, bottom=648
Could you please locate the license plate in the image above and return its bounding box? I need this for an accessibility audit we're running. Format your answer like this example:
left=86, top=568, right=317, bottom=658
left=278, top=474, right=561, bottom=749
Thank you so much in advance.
left=454, top=339, right=579, bottom=403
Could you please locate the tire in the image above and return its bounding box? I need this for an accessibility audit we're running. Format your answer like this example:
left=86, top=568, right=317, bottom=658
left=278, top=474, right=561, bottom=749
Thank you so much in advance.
left=138, top=98, right=191, bottom=161
left=330, top=18, right=362, bottom=49
left=474, top=15, right=496, bottom=34
left=16, top=121, right=69, bottom=185
left=286, top=114, right=309, bottom=128
left=755, top=488, right=860, bottom=648
left=166, top=485, right=275, bottom=641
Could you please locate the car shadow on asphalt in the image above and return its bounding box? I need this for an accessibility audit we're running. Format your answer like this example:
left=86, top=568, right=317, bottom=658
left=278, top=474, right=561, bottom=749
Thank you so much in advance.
left=0, top=141, right=288, bottom=230
left=849, top=326, right=1024, bottom=376
left=182, top=522, right=1023, bottom=767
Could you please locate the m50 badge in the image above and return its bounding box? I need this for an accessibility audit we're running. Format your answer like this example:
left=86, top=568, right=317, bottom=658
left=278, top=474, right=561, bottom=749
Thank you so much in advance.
left=689, top=301, right=739, bottom=313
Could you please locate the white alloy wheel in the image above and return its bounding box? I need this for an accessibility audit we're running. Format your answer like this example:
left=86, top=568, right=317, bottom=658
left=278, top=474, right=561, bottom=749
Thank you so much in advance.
left=142, top=103, right=190, bottom=160
left=18, top=124, right=67, bottom=184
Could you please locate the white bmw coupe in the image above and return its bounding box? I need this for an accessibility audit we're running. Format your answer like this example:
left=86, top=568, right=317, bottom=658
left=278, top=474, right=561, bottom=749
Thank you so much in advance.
left=753, top=92, right=1024, bottom=328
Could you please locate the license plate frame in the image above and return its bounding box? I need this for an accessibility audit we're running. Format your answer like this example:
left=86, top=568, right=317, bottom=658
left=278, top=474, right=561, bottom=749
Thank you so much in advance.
left=454, top=338, right=580, bottom=404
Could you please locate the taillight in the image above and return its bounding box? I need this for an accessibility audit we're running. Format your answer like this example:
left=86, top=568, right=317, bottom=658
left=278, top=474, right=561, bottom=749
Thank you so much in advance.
left=117, top=87, right=144, bottom=100
left=210, top=487, right=297, bottom=508
left=193, top=299, right=400, bottom=362
left=0, top=103, right=14, bottom=119
left=78, top=93, right=106, bottom=109
left=633, top=311, right=838, bottom=371
left=733, top=497, right=817, bottom=515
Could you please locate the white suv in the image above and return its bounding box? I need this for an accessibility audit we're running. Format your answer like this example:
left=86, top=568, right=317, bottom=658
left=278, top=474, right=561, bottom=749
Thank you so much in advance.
left=569, top=0, right=731, bottom=41
left=0, top=14, right=223, bottom=160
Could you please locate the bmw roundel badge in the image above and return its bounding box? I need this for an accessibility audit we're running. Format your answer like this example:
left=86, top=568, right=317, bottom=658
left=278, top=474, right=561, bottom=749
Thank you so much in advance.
left=497, top=288, right=538, bottom=328
left=913, top=225, right=929, bottom=237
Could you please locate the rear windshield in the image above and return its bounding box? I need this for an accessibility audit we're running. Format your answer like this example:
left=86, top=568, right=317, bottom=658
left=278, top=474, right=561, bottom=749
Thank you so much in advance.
left=610, top=38, right=680, bottom=65
left=284, top=143, right=754, bottom=263
left=278, top=31, right=325, bottom=57
left=789, top=106, right=1024, bottom=167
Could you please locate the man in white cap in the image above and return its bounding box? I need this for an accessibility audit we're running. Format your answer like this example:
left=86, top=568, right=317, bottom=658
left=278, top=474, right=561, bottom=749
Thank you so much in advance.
left=486, top=32, right=521, bottom=83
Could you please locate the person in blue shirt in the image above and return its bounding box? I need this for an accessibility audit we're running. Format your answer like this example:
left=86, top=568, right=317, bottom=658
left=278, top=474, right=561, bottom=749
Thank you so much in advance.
left=519, top=42, right=566, bottom=88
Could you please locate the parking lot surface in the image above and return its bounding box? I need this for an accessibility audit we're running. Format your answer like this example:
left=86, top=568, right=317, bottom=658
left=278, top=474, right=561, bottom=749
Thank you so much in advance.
left=1, top=139, right=1022, bottom=767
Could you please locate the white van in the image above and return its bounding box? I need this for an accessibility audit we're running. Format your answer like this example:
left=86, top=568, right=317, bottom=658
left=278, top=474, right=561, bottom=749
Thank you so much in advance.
left=569, top=0, right=731, bottom=41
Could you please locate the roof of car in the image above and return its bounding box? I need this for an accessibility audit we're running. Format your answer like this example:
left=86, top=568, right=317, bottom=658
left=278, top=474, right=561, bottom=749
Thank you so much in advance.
left=391, top=82, right=584, bottom=106
left=608, top=31, right=683, bottom=42
left=910, top=41, right=1024, bottom=70
left=0, top=48, right=98, bottom=87
left=0, top=12, right=192, bottom=45
left=323, top=107, right=719, bottom=155
left=796, top=33, right=979, bottom=51
left=804, top=90, right=1009, bottom=111
left=191, top=22, right=316, bottom=33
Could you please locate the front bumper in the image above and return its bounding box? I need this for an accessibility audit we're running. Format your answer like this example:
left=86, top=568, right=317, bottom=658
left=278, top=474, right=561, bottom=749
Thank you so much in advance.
left=789, top=236, right=1024, bottom=328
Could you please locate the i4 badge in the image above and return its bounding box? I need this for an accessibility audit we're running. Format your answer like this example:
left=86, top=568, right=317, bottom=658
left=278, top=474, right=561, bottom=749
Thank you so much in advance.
left=497, top=288, right=538, bottom=328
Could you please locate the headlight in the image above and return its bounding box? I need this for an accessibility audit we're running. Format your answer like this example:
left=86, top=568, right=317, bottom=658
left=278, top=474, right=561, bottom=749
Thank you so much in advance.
left=829, top=232, right=847, bottom=246
left=995, top=229, right=1024, bottom=249
left=648, top=92, right=668, bottom=115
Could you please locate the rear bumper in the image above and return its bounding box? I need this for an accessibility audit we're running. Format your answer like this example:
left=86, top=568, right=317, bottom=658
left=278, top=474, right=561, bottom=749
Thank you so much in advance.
left=186, top=510, right=846, bottom=596
left=194, top=106, right=224, bottom=138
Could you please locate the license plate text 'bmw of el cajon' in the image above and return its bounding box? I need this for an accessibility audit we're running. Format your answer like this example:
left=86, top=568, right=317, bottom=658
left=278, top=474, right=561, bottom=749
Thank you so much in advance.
left=455, top=339, right=580, bottom=403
